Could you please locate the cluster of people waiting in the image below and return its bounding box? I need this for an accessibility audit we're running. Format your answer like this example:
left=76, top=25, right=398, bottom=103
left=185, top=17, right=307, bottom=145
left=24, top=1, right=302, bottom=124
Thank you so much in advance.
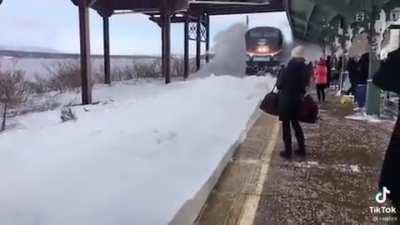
left=276, top=46, right=373, bottom=159
left=275, top=45, right=400, bottom=220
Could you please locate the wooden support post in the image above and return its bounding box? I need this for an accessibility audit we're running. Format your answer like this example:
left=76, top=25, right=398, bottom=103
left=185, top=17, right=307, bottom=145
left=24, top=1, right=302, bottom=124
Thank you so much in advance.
left=205, top=14, right=210, bottom=63
left=184, top=13, right=190, bottom=79
left=196, top=15, right=201, bottom=71
left=78, top=0, right=92, bottom=105
left=161, top=13, right=171, bottom=84
left=103, top=16, right=111, bottom=85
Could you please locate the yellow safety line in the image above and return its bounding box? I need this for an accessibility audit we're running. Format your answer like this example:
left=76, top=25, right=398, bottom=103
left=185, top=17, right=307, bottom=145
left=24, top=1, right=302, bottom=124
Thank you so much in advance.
left=237, top=119, right=280, bottom=225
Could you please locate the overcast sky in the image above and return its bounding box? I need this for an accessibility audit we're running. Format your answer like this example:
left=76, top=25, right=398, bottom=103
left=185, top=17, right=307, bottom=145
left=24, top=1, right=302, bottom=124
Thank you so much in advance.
left=0, top=0, right=291, bottom=55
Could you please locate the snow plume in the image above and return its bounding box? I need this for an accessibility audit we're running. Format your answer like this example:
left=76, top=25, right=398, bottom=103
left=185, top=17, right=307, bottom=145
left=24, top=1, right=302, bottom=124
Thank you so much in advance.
left=292, top=40, right=324, bottom=63
left=303, top=43, right=324, bottom=62
left=196, top=23, right=247, bottom=77
left=349, top=33, right=369, bottom=58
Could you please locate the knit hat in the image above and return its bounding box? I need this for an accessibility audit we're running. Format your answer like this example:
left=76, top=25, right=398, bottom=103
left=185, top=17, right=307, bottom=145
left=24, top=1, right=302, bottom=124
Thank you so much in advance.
left=291, top=45, right=305, bottom=59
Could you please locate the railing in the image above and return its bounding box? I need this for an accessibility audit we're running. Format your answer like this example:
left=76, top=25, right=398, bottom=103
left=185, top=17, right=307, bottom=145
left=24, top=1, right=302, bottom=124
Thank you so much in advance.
left=339, top=71, right=399, bottom=119
left=382, top=92, right=399, bottom=119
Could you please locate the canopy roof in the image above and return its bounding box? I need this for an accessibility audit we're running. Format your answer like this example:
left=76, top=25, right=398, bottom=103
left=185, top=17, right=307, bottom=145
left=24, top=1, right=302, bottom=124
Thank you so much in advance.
left=287, top=0, right=400, bottom=42
left=187, top=0, right=283, bottom=15
left=71, top=0, right=283, bottom=16
left=71, top=0, right=189, bottom=15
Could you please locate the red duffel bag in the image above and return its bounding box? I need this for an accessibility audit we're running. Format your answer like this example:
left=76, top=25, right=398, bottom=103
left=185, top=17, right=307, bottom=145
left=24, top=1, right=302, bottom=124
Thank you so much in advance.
left=298, top=94, right=319, bottom=123
left=259, top=87, right=279, bottom=116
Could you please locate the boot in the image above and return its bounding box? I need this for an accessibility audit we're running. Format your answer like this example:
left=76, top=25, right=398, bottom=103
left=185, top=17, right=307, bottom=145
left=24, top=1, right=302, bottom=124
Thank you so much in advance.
left=280, top=150, right=292, bottom=159
left=295, top=141, right=306, bottom=157
left=295, top=148, right=306, bottom=157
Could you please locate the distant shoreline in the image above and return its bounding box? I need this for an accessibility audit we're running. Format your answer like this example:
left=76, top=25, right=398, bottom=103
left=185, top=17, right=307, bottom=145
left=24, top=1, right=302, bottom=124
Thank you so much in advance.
left=0, top=50, right=160, bottom=60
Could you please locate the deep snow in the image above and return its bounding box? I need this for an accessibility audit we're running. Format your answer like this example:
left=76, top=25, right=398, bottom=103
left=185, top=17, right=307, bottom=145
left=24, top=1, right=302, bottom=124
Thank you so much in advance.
left=0, top=75, right=274, bottom=225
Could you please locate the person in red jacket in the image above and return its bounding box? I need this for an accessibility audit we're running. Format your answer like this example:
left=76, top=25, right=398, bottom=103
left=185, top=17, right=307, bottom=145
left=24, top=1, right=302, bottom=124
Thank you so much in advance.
left=314, top=59, right=328, bottom=103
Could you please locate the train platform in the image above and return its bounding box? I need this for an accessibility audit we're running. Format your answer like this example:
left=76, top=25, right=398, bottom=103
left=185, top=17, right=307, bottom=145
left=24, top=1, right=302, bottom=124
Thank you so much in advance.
left=195, top=92, right=395, bottom=225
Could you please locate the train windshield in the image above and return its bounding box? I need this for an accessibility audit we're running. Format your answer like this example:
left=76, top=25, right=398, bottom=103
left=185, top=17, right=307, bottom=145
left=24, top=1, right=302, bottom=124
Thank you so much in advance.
left=248, top=30, right=280, bottom=39
left=246, top=28, right=283, bottom=51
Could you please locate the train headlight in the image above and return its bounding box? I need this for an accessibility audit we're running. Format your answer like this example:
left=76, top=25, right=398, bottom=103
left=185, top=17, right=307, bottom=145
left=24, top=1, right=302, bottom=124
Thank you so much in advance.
left=257, top=46, right=270, bottom=53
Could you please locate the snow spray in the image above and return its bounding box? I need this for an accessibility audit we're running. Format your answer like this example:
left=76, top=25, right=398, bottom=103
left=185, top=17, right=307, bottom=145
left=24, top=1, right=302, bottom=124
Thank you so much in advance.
left=195, top=23, right=248, bottom=77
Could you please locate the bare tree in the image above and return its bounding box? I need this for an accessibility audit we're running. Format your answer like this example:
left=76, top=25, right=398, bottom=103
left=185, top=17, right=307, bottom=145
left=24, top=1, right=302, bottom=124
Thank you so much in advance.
left=0, top=70, right=27, bottom=132
left=44, top=61, right=82, bottom=93
left=171, top=57, right=185, bottom=77
left=134, top=60, right=162, bottom=79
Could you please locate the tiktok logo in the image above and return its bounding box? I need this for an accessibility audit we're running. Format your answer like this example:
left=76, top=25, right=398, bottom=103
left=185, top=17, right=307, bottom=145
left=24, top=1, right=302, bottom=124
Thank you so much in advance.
left=370, top=187, right=397, bottom=216
left=376, top=187, right=391, bottom=204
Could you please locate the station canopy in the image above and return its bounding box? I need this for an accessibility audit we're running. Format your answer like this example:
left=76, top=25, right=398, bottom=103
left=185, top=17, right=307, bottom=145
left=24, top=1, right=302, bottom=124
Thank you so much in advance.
left=287, top=0, right=400, bottom=42
left=70, top=0, right=189, bottom=15
left=187, top=0, right=283, bottom=15
left=71, top=0, right=283, bottom=16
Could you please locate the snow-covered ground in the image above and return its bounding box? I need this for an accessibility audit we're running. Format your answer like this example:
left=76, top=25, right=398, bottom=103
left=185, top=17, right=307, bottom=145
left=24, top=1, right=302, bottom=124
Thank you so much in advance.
left=0, top=75, right=274, bottom=225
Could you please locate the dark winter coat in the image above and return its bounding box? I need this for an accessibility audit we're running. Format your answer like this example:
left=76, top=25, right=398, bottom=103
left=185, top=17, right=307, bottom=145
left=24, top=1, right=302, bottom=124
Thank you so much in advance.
left=276, top=58, right=309, bottom=121
left=326, top=56, right=332, bottom=86
left=379, top=49, right=400, bottom=202
left=374, top=48, right=400, bottom=94
left=357, top=53, right=369, bottom=85
left=379, top=104, right=400, bottom=202
left=346, top=58, right=359, bottom=84
left=337, top=56, right=343, bottom=73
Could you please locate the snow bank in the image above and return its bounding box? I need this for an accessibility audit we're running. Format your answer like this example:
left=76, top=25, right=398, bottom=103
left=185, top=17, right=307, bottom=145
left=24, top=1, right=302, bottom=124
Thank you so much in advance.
left=0, top=75, right=274, bottom=225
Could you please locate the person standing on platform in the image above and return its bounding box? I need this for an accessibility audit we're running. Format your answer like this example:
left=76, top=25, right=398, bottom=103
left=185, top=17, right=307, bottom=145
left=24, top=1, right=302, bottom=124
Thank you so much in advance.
left=355, top=52, right=369, bottom=109
left=314, top=59, right=328, bottom=103
left=345, top=57, right=360, bottom=95
left=326, top=55, right=333, bottom=88
left=377, top=47, right=400, bottom=220
left=276, top=46, right=309, bottom=159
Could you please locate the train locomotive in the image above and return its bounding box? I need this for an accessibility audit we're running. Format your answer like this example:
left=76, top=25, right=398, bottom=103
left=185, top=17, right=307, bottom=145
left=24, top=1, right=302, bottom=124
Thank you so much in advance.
left=245, top=26, right=284, bottom=75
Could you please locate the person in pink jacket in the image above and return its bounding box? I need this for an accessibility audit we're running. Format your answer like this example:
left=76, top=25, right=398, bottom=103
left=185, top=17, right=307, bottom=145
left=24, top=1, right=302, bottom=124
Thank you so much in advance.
left=314, top=59, right=328, bottom=103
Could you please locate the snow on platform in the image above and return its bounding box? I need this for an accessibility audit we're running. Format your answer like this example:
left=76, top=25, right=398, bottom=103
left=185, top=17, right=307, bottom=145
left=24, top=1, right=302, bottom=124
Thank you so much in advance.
left=0, top=75, right=274, bottom=225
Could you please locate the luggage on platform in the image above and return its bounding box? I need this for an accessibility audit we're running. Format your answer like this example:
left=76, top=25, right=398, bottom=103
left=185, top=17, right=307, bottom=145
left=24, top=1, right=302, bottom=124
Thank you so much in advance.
left=298, top=94, right=319, bottom=124
left=259, top=86, right=279, bottom=116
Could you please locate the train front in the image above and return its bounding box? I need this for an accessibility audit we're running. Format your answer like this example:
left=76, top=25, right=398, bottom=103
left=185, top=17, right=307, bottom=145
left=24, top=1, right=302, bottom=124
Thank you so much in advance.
left=245, top=27, right=283, bottom=75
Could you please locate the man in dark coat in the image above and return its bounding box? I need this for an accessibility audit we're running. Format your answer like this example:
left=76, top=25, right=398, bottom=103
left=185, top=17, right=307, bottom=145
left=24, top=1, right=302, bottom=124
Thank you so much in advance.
left=378, top=47, right=400, bottom=217
left=345, top=57, right=360, bottom=95
left=358, top=52, right=369, bottom=85
left=353, top=52, right=369, bottom=108
left=326, top=55, right=333, bottom=88
left=306, top=61, right=314, bottom=85
left=276, top=46, right=309, bottom=159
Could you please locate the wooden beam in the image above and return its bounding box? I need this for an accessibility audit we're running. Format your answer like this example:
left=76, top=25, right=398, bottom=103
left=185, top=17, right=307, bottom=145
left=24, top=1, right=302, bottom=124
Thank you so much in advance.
left=89, top=0, right=98, bottom=7
left=78, top=0, right=92, bottom=104
left=149, top=14, right=197, bottom=24
left=184, top=13, right=190, bottom=79
left=196, top=15, right=201, bottom=71
left=161, top=13, right=171, bottom=84
left=389, top=24, right=400, bottom=29
left=188, top=2, right=284, bottom=16
left=205, top=14, right=210, bottom=63
left=103, top=16, right=111, bottom=85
